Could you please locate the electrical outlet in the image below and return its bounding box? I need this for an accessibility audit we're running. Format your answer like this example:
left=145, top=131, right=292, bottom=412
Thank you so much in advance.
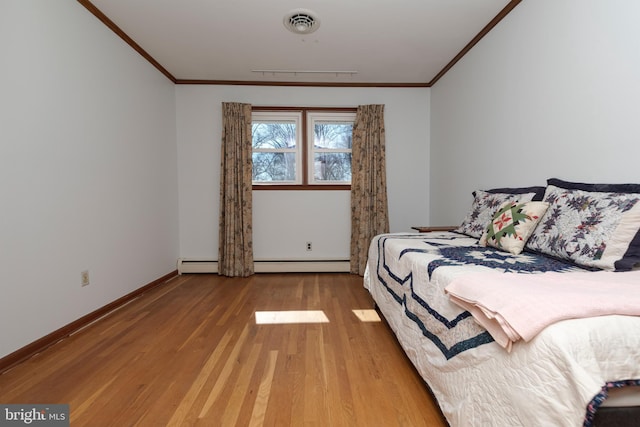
left=81, top=270, right=90, bottom=287
left=306, top=242, right=312, bottom=251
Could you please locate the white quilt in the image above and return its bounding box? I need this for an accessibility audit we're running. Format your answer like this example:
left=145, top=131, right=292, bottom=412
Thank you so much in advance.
left=364, top=232, right=640, bottom=427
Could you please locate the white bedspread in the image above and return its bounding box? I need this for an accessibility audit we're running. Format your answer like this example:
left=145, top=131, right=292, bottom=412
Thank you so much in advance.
left=445, top=270, right=640, bottom=352
left=364, top=232, right=640, bottom=427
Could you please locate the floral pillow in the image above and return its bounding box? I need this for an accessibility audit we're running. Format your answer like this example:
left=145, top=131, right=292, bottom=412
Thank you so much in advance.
left=455, top=190, right=536, bottom=238
left=525, top=185, right=640, bottom=270
left=480, top=201, right=549, bottom=255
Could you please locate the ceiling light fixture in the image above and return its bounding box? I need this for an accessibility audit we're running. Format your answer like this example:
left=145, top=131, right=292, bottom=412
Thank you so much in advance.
left=283, top=9, right=320, bottom=35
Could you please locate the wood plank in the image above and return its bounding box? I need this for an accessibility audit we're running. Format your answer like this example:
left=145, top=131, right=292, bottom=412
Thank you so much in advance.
left=249, top=349, right=278, bottom=427
left=0, top=273, right=448, bottom=426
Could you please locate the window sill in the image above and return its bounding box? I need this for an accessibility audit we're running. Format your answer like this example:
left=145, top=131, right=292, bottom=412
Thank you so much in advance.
left=252, top=184, right=351, bottom=191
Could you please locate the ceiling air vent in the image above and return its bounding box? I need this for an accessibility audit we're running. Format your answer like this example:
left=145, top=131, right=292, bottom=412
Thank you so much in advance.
left=283, top=9, right=320, bottom=35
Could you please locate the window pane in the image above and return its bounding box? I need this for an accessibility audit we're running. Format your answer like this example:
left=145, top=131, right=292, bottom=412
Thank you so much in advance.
left=314, top=123, right=353, bottom=149
left=313, top=153, right=352, bottom=182
left=252, top=122, right=297, bottom=149
left=252, top=152, right=297, bottom=182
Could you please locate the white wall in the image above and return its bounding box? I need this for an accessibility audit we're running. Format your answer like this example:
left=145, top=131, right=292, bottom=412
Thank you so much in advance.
left=430, top=0, right=640, bottom=225
left=176, top=85, right=430, bottom=261
left=0, top=1, right=179, bottom=358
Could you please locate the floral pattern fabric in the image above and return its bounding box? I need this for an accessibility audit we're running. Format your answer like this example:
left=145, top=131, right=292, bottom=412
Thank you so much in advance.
left=350, top=105, right=389, bottom=276
left=584, top=380, right=640, bottom=427
left=218, top=102, right=254, bottom=277
left=480, top=200, right=549, bottom=255
left=455, top=190, right=536, bottom=239
left=525, top=185, right=640, bottom=270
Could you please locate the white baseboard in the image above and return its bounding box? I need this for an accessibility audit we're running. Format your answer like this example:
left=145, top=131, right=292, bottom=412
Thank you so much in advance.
left=177, top=260, right=218, bottom=274
left=177, top=259, right=350, bottom=274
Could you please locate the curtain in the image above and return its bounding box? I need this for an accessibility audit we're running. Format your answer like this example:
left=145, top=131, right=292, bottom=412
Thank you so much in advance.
left=218, top=102, right=254, bottom=277
left=350, top=104, right=389, bottom=276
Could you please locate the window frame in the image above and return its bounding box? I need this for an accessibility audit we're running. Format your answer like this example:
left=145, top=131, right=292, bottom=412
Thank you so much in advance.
left=251, top=106, right=356, bottom=191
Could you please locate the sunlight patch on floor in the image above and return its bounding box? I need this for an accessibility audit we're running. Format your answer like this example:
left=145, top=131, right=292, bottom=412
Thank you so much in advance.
left=255, top=310, right=330, bottom=325
left=352, top=309, right=381, bottom=322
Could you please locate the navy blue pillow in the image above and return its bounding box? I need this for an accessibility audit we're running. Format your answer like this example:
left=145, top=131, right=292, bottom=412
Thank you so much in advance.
left=482, top=186, right=547, bottom=202
left=547, top=178, right=640, bottom=194
left=620, top=232, right=640, bottom=271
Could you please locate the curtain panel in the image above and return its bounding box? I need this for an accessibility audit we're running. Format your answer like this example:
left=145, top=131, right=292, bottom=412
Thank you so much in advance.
left=350, top=104, right=390, bottom=276
left=218, top=102, right=254, bottom=277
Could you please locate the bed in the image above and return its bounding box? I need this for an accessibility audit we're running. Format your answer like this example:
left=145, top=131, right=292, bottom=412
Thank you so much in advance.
left=363, top=178, right=640, bottom=427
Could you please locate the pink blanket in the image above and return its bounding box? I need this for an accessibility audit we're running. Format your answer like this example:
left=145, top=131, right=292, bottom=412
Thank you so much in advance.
left=445, top=270, right=640, bottom=352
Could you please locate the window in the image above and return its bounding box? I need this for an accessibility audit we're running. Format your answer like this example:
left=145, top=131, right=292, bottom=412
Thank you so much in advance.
left=251, top=108, right=356, bottom=189
left=252, top=111, right=302, bottom=184
left=307, top=112, right=355, bottom=184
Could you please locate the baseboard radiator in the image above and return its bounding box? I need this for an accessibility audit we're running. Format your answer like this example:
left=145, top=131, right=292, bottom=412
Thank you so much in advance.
left=177, top=259, right=350, bottom=274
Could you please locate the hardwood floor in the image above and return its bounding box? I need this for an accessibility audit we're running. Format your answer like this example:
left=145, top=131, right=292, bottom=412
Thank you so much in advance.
left=0, top=273, right=448, bottom=426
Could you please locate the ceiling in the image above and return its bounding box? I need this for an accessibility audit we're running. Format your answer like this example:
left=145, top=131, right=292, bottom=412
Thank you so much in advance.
left=80, top=0, right=520, bottom=86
